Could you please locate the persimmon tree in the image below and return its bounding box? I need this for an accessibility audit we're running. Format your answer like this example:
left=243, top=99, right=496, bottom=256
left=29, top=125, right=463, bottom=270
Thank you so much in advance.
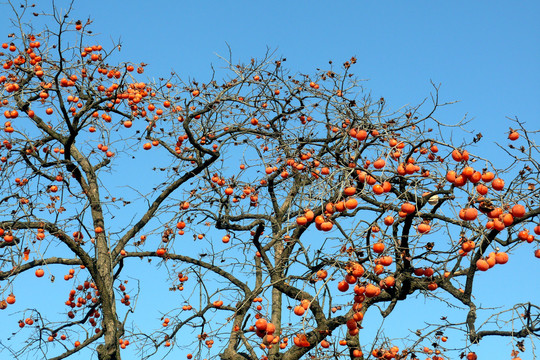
left=1, top=3, right=539, bottom=360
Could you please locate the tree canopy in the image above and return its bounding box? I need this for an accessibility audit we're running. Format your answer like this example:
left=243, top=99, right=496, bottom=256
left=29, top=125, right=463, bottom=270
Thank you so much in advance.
left=0, top=3, right=539, bottom=360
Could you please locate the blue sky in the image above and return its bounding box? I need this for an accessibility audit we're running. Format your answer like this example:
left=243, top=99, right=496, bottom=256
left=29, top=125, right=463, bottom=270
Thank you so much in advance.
left=66, top=1, right=539, bottom=141
left=6, top=0, right=536, bottom=138
left=1, top=1, right=539, bottom=359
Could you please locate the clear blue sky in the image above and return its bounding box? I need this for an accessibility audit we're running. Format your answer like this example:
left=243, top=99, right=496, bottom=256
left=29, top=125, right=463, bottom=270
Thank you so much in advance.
left=1, top=1, right=539, bottom=359
left=70, top=0, right=540, bottom=141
